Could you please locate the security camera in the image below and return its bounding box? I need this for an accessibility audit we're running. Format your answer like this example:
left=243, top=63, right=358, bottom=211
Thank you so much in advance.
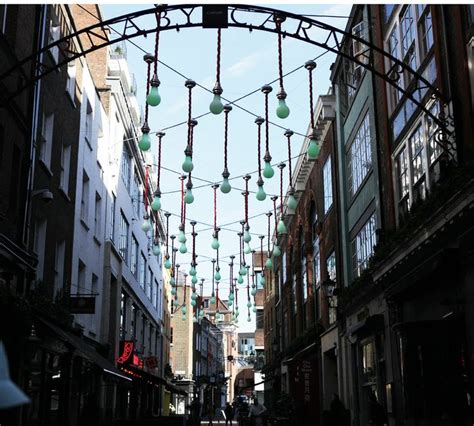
left=40, top=190, right=53, bottom=203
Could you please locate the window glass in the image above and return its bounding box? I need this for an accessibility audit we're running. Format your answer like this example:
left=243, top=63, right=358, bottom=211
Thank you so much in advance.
left=352, top=214, right=377, bottom=278
left=323, top=157, right=333, bottom=214
left=119, top=212, right=129, bottom=263
left=348, top=114, right=372, bottom=197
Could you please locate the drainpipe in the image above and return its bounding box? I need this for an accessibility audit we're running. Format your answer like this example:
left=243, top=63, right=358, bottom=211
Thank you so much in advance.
left=23, top=4, right=47, bottom=250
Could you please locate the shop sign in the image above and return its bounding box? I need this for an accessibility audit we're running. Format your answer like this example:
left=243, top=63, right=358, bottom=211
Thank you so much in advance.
left=69, top=295, right=96, bottom=314
left=117, top=340, right=135, bottom=366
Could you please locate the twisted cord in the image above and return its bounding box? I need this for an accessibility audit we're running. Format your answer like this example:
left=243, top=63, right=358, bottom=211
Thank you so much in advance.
left=287, top=133, right=293, bottom=185
left=280, top=166, right=284, bottom=214
left=264, top=92, right=270, bottom=154
left=276, top=19, right=284, bottom=90
left=157, top=133, right=163, bottom=188
left=267, top=214, right=271, bottom=252
left=153, top=12, right=161, bottom=75
left=224, top=108, right=229, bottom=169
left=245, top=181, right=249, bottom=224
left=213, top=185, right=217, bottom=231
left=257, top=121, right=263, bottom=178
left=308, top=66, right=315, bottom=129
left=145, top=61, right=151, bottom=122
left=216, top=29, right=221, bottom=84
left=144, top=166, right=149, bottom=211
left=273, top=197, right=278, bottom=230
left=180, top=176, right=185, bottom=224
left=187, top=85, right=193, bottom=153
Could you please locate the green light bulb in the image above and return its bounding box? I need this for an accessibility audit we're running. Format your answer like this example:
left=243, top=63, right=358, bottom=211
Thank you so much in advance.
left=192, top=277, right=198, bottom=286
left=141, top=219, right=151, bottom=233
left=164, top=258, right=171, bottom=269
left=244, top=230, right=251, bottom=243
left=229, top=292, right=235, bottom=301
left=251, top=288, right=257, bottom=296
left=247, top=301, right=252, bottom=308
left=211, top=238, right=220, bottom=250
left=209, top=94, right=224, bottom=115
left=138, top=132, right=151, bottom=151
left=170, top=277, right=176, bottom=286
left=263, top=161, right=275, bottom=179
left=171, top=287, right=177, bottom=296
left=178, top=230, right=186, bottom=243
left=287, top=194, right=297, bottom=210
left=237, top=275, right=244, bottom=284
left=261, top=276, right=266, bottom=287
left=276, top=98, right=290, bottom=119
left=252, top=306, right=257, bottom=313
left=308, top=138, right=320, bottom=159
left=210, top=296, right=216, bottom=305
left=182, top=306, right=187, bottom=315
left=277, top=219, right=287, bottom=234
left=256, top=184, right=266, bottom=201
left=221, top=177, right=231, bottom=194
left=189, top=266, right=196, bottom=276
left=191, top=299, right=196, bottom=307
left=182, top=314, right=187, bottom=321
left=273, top=245, right=281, bottom=257
left=173, top=299, right=179, bottom=307
left=179, top=242, right=187, bottom=254
left=146, top=85, right=161, bottom=107
left=247, top=315, right=252, bottom=322
left=151, top=196, right=161, bottom=211
left=152, top=245, right=160, bottom=256
left=244, top=243, right=252, bottom=255
left=265, top=257, right=273, bottom=269
left=182, top=155, right=194, bottom=173
left=215, top=270, right=221, bottom=281
left=184, top=188, right=194, bottom=204
left=240, top=266, right=247, bottom=276
left=228, top=300, right=233, bottom=307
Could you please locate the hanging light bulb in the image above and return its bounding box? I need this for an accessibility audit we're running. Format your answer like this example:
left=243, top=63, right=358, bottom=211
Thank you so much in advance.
left=151, top=196, right=161, bottom=213
left=141, top=215, right=151, bottom=233
left=276, top=88, right=290, bottom=119
left=228, top=300, right=233, bottom=307
left=182, top=314, right=187, bottom=321
left=265, top=257, right=273, bottom=269
left=273, top=244, right=281, bottom=257
left=251, top=287, right=257, bottom=296
left=263, top=160, right=275, bottom=179
left=307, top=137, right=320, bottom=159
left=191, top=299, right=196, bottom=307
left=221, top=169, right=231, bottom=194
left=237, top=275, right=244, bottom=285
left=182, top=306, right=187, bottom=315
left=184, top=187, right=194, bottom=204
left=256, top=177, right=266, bottom=201
left=138, top=123, right=151, bottom=151
left=147, top=74, right=161, bottom=106
left=252, top=306, right=257, bottom=313
left=189, top=265, right=196, bottom=276
left=247, top=315, right=251, bottom=322
left=229, top=292, right=235, bottom=302
left=191, top=292, right=198, bottom=300
left=287, top=190, right=297, bottom=211
left=210, top=82, right=224, bottom=114
left=171, top=287, right=177, bottom=296
left=215, top=269, right=221, bottom=282
left=164, top=256, right=171, bottom=269
left=260, top=275, right=266, bottom=287
left=244, top=228, right=252, bottom=243
left=182, top=154, right=194, bottom=173
left=235, top=307, right=240, bottom=317
left=277, top=219, right=287, bottom=234
left=240, top=266, right=247, bottom=276
left=179, top=242, right=187, bottom=254
left=152, top=238, right=160, bottom=256
left=247, top=300, right=252, bottom=308
left=211, top=234, right=220, bottom=250
left=173, top=299, right=179, bottom=307
left=210, top=294, right=216, bottom=305
left=244, top=243, right=252, bottom=255
left=170, top=277, right=176, bottom=287
left=178, top=227, right=186, bottom=243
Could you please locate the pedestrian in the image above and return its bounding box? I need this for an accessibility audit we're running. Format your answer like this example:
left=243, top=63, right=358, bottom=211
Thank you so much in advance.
left=368, top=392, right=387, bottom=426
left=248, top=399, right=267, bottom=426
left=190, top=398, right=201, bottom=426
left=225, top=402, right=234, bottom=425
left=208, top=402, right=215, bottom=426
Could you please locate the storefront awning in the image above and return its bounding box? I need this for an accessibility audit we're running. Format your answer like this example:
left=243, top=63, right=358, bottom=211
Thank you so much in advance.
left=120, top=365, right=167, bottom=385
left=36, top=316, right=131, bottom=382
left=165, top=380, right=188, bottom=396
left=284, top=342, right=317, bottom=364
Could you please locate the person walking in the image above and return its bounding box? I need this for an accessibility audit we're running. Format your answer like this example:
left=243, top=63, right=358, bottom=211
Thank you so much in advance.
left=225, top=402, right=234, bottom=426
left=248, top=399, right=267, bottom=426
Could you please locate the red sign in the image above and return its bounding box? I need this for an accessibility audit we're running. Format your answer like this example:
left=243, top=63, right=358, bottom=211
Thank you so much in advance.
left=145, top=356, right=158, bottom=369
left=117, top=341, right=134, bottom=365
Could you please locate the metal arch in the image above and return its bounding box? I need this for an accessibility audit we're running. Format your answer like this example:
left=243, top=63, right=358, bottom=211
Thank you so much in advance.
left=0, top=4, right=454, bottom=144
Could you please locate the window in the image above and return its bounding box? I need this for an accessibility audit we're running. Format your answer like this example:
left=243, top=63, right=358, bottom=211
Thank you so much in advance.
left=77, top=260, right=86, bottom=295
left=401, top=6, right=417, bottom=87
left=80, top=171, right=90, bottom=224
left=362, top=340, right=377, bottom=385
left=94, top=192, right=102, bottom=238
left=59, top=144, right=71, bottom=194
left=108, top=194, right=116, bottom=242
left=256, top=310, right=264, bottom=329
left=121, top=144, right=131, bottom=193
left=119, top=211, right=129, bottom=262
left=54, top=240, right=65, bottom=297
left=40, top=113, right=54, bottom=169
left=323, top=156, right=333, bottom=213
left=120, top=292, right=127, bottom=333
left=48, top=18, right=60, bottom=64
left=66, top=62, right=76, bottom=102
left=85, top=100, right=93, bottom=148
left=386, top=25, right=402, bottom=108
left=131, top=304, right=137, bottom=337
left=139, top=253, right=147, bottom=289
left=91, top=273, right=98, bottom=295
left=147, top=268, right=153, bottom=300
left=300, top=228, right=307, bottom=303
left=33, top=219, right=47, bottom=280
left=313, top=251, right=321, bottom=320
left=130, top=235, right=139, bottom=278
left=417, top=6, right=433, bottom=60
left=132, top=172, right=141, bottom=217
left=352, top=214, right=377, bottom=278
left=153, top=279, right=158, bottom=309
left=394, top=104, right=443, bottom=220
left=326, top=252, right=337, bottom=324
left=347, top=113, right=372, bottom=197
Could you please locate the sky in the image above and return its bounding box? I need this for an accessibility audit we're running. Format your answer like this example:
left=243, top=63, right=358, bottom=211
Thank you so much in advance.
left=100, top=3, right=351, bottom=331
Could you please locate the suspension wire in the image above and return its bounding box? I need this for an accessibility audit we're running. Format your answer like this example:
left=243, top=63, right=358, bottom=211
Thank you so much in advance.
left=216, top=28, right=221, bottom=85
left=213, top=184, right=218, bottom=232
left=223, top=105, right=231, bottom=171
left=307, top=61, right=316, bottom=130
left=263, top=88, right=271, bottom=158
left=180, top=175, right=185, bottom=225
left=244, top=175, right=250, bottom=224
